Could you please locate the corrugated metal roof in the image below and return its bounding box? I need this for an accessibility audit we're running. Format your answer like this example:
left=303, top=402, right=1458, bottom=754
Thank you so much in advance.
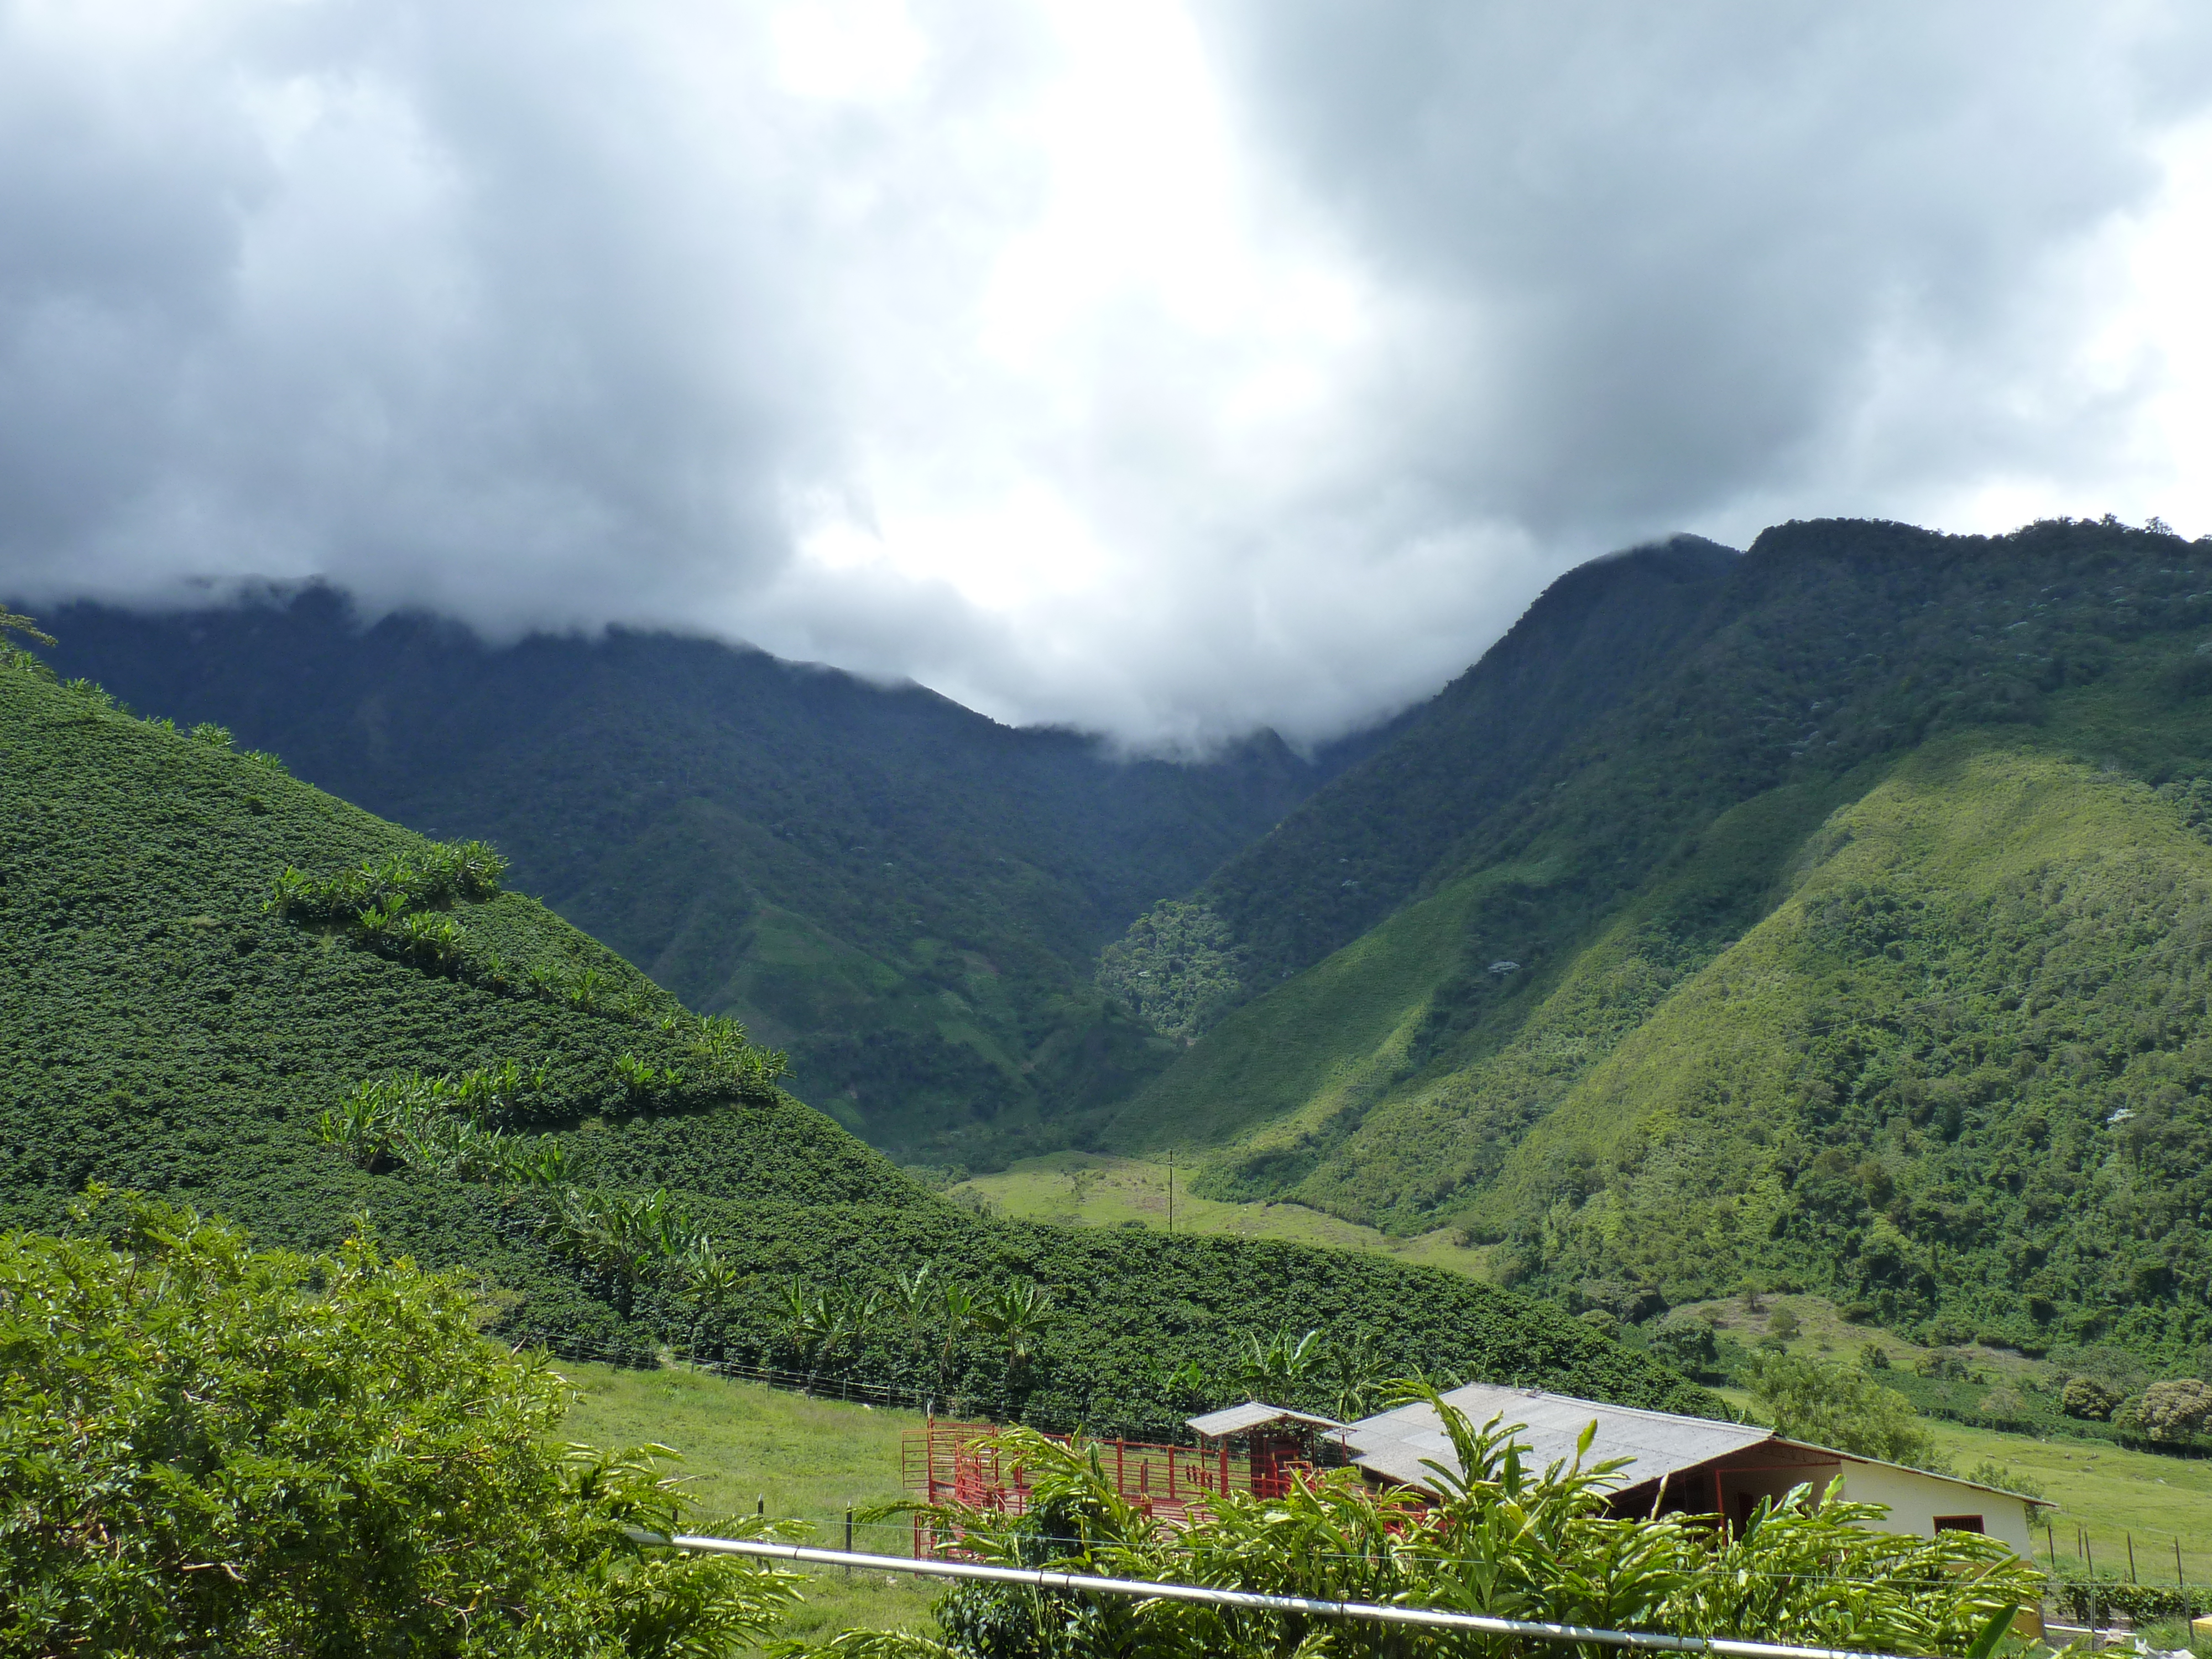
left=1186, top=1401, right=1349, bottom=1438
left=1343, top=1383, right=1768, bottom=1492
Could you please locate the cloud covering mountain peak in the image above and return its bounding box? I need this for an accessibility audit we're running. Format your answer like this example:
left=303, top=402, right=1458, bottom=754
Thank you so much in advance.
left=4, top=1, right=2210, bottom=749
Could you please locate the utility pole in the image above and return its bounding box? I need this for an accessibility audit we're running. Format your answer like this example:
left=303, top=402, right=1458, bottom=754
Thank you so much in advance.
left=1166, top=1155, right=1175, bottom=1235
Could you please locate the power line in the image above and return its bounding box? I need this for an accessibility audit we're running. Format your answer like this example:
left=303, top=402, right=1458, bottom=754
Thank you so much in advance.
left=657, top=1532, right=1952, bottom=1659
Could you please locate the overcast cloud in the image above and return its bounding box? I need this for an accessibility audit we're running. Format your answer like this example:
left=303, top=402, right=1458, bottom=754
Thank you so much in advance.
left=3, top=2, right=2210, bottom=749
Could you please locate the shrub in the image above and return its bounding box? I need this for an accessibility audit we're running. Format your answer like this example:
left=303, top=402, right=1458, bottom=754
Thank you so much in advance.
left=0, top=1193, right=799, bottom=1656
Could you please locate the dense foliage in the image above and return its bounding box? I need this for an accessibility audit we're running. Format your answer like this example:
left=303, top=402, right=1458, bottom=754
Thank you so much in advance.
left=0, top=662, right=1711, bottom=1436
left=805, top=1395, right=2038, bottom=1659
left=0, top=1194, right=800, bottom=1657
left=32, top=589, right=1375, bottom=1162
left=1742, top=1352, right=1940, bottom=1469
left=1113, top=517, right=2212, bottom=1371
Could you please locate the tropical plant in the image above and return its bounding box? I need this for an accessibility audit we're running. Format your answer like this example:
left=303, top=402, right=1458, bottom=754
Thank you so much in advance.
left=847, top=1388, right=2039, bottom=1659
left=615, top=1050, right=683, bottom=1102
left=569, top=967, right=606, bottom=1010
left=1327, top=1329, right=1389, bottom=1421
left=1235, top=1325, right=1327, bottom=1404
left=975, top=1279, right=1060, bottom=1382
left=0, top=606, right=55, bottom=677
left=0, top=1193, right=802, bottom=1657
left=935, top=1281, right=980, bottom=1405
left=539, top=1186, right=701, bottom=1316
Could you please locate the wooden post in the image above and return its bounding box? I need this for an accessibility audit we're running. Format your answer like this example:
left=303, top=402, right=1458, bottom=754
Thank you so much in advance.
left=1117, top=1438, right=1126, bottom=1497
left=1221, top=1441, right=1230, bottom=1496
left=2179, top=1538, right=2192, bottom=1627
left=1168, top=1450, right=1178, bottom=1503
left=2128, top=1532, right=2137, bottom=1583
left=844, top=1506, right=853, bottom=1577
left=2085, top=1535, right=2098, bottom=1637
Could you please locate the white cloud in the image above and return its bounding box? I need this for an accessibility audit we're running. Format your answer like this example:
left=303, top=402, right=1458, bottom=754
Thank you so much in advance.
left=2, top=1, right=2210, bottom=748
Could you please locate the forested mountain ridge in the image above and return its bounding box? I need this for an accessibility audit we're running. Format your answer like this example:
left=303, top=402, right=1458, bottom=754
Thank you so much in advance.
left=1102, top=534, right=1740, bottom=1016
left=1107, top=515, right=2212, bottom=1367
left=28, top=588, right=1375, bottom=1162
left=0, top=661, right=1713, bottom=1436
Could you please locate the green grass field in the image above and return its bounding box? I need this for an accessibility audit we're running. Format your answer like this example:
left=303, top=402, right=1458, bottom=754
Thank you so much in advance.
left=555, top=1360, right=943, bottom=1648
left=558, top=1349, right=2212, bottom=1651
left=945, top=1150, right=1491, bottom=1277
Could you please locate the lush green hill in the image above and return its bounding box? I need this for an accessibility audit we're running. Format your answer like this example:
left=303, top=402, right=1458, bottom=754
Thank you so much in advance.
left=30, top=589, right=1375, bottom=1163
left=1106, top=517, right=2212, bottom=1369
left=0, top=660, right=1710, bottom=1436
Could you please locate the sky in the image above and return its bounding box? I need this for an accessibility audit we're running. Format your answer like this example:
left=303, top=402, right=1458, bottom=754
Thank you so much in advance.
left=3, top=2, right=2211, bottom=751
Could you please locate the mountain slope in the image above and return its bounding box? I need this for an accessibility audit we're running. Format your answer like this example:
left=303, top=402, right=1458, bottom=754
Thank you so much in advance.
left=0, top=660, right=1712, bottom=1434
left=30, top=588, right=1370, bottom=1163
left=1100, top=535, right=1739, bottom=1017
left=1109, top=516, right=2212, bottom=1364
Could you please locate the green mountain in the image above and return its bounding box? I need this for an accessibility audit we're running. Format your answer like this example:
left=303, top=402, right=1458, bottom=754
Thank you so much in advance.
left=32, top=588, right=1377, bottom=1164
left=1103, top=516, right=2212, bottom=1366
left=0, top=659, right=1709, bottom=1436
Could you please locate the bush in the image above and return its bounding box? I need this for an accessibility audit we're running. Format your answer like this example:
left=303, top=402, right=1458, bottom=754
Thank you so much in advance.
left=0, top=1193, right=799, bottom=1656
left=2063, top=1376, right=2125, bottom=1421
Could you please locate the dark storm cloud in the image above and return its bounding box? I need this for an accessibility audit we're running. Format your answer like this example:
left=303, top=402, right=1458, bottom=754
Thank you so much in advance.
left=1194, top=0, right=2212, bottom=539
left=2, top=3, right=2208, bottom=748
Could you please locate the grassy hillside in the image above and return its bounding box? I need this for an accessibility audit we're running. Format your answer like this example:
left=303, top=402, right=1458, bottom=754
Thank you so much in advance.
left=31, top=589, right=1374, bottom=1163
left=1112, top=517, right=2212, bottom=1370
left=0, top=660, right=1710, bottom=1437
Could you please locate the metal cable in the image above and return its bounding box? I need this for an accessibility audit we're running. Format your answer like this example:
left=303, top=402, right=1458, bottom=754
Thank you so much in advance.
left=659, top=1532, right=1944, bottom=1659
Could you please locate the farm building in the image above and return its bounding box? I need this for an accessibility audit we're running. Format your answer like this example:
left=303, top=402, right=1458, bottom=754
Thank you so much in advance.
left=1340, top=1383, right=2036, bottom=1553
left=904, top=1383, right=2036, bottom=1554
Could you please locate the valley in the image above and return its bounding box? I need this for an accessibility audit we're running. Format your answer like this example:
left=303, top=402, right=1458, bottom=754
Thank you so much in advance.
left=15, top=513, right=2212, bottom=1650
left=941, top=1149, right=1492, bottom=1276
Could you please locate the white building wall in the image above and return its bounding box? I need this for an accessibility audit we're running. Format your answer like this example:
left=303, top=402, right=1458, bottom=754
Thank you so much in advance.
left=1835, top=1459, right=2034, bottom=1554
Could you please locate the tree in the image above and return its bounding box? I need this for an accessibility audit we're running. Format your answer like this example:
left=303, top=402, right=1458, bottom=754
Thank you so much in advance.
left=934, top=1281, right=979, bottom=1405
left=1744, top=1352, right=1943, bottom=1470
left=1651, top=1311, right=1719, bottom=1376
left=0, top=1192, right=799, bottom=1656
left=0, top=606, right=55, bottom=678
left=2123, top=1377, right=2212, bottom=1443
left=974, top=1279, right=1059, bottom=1387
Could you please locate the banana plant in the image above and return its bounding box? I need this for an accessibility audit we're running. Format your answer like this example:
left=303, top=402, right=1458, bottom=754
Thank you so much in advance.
left=1236, top=1326, right=1328, bottom=1406
left=0, top=606, right=56, bottom=676
left=975, top=1279, right=1060, bottom=1384
left=935, top=1281, right=979, bottom=1405
left=1327, top=1330, right=1389, bottom=1422
left=612, top=1052, right=680, bottom=1102
left=314, top=1086, right=400, bottom=1170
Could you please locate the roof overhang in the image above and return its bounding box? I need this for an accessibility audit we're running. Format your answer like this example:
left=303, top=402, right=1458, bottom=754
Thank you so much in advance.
left=1186, top=1401, right=1350, bottom=1439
